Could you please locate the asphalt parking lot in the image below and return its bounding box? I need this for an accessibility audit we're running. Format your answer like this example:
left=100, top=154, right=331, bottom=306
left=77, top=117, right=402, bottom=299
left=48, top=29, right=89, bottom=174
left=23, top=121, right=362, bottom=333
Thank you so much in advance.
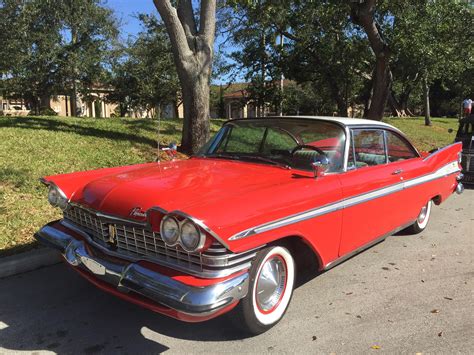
left=0, top=189, right=472, bottom=354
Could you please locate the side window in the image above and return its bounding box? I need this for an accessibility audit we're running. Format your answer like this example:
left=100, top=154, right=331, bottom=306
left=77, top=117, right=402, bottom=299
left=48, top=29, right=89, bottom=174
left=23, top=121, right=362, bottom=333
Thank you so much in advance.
left=386, top=131, right=417, bottom=162
left=352, top=129, right=386, bottom=167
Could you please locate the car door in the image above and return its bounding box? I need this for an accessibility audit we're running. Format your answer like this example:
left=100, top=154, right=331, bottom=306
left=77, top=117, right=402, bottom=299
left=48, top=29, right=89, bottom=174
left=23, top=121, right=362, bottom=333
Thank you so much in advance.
left=384, top=129, right=427, bottom=224
left=338, top=128, right=406, bottom=256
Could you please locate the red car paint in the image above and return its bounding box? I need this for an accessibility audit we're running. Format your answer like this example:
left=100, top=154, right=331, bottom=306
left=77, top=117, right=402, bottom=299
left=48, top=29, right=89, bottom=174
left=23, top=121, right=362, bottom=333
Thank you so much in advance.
left=40, top=118, right=463, bottom=321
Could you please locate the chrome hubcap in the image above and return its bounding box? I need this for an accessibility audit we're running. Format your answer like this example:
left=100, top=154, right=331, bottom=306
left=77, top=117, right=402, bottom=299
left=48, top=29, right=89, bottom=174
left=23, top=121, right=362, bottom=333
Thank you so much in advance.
left=418, top=205, right=428, bottom=224
left=256, top=256, right=287, bottom=312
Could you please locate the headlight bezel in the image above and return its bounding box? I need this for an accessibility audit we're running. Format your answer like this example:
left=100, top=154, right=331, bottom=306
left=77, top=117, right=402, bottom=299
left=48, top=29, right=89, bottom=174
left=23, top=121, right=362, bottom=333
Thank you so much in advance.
left=160, top=215, right=181, bottom=246
left=159, top=214, right=207, bottom=253
left=180, top=219, right=206, bottom=252
left=47, top=183, right=69, bottom=210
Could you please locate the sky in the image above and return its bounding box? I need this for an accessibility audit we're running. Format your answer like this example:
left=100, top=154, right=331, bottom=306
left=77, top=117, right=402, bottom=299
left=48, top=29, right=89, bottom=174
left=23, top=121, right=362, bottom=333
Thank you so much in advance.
left=106, top=0, right=157, bottom=38
left=105, top=0, right=237, bottom=84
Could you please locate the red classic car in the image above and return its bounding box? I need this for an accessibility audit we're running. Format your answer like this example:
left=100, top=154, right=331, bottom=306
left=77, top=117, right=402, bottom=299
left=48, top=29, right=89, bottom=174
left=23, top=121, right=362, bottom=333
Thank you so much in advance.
left=36, top=116, right=464, bottom=335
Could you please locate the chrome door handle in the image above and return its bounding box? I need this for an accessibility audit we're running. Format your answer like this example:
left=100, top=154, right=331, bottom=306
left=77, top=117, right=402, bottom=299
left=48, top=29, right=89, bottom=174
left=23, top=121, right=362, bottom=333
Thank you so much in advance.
left=392, top=169, right=403, bottom=175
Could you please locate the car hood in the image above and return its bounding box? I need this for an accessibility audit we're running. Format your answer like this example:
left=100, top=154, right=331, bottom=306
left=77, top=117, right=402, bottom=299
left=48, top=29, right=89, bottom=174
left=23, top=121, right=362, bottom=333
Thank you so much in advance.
left=44, top=157, right=344, bottom=250
left=70, top=158, right=318, bottom=228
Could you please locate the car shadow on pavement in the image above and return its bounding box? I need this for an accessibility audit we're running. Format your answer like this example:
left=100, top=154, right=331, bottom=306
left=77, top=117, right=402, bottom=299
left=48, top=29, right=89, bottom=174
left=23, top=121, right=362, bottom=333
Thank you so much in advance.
left=0, top=263, right=269, bottom=353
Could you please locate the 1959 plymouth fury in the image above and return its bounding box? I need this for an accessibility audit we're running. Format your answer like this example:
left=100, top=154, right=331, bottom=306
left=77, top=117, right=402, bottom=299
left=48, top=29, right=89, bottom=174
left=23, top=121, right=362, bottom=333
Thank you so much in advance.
left=36, top=116, right=464, bottom=334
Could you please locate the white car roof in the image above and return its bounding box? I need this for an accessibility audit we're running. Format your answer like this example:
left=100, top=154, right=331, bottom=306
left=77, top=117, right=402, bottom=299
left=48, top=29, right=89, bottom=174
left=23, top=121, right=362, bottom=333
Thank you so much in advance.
left=266, top=115, right=398, bottom=130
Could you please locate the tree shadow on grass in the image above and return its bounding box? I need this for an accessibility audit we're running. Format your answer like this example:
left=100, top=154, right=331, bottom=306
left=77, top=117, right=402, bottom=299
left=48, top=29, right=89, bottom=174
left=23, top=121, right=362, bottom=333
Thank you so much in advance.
left=0, top=167, right=30, bottom=189
left=0, top=116, right=158, bottom=148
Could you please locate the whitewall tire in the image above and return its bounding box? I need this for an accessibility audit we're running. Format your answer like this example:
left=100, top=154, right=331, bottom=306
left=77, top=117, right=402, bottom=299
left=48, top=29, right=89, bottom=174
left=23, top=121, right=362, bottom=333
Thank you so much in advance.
left=406, top=200, right=432, bottom=234
left=233, top=245, right=295, bottom=335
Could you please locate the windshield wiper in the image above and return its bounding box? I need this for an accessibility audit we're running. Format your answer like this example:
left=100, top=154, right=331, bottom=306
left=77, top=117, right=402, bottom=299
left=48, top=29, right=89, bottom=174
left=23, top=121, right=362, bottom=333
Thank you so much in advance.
left=204, top=153, right=241, bottom=161
left=238, top=155, right=290, bottom=169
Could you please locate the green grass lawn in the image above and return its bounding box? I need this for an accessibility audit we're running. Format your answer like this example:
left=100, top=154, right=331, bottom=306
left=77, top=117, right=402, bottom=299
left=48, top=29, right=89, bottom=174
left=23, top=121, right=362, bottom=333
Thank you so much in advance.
left=0, top=115, right=458, bottom=255
left=0, top=116, right=224, bottom=255
left=383, top=117, right=458, bottom=151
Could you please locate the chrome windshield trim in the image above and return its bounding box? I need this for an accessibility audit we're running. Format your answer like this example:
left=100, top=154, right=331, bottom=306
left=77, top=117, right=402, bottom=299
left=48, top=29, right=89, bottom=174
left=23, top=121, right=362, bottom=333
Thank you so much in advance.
left=229, top=160, right=460, bottom=241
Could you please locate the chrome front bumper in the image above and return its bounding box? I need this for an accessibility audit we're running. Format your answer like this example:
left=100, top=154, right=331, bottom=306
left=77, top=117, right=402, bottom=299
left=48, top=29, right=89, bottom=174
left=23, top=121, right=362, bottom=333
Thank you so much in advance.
left=35, top=222, right=249, bottom=317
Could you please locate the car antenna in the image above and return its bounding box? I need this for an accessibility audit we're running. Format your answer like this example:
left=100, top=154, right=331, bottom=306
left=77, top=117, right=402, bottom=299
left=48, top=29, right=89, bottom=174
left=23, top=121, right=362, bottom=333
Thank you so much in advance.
left=156, top=112, right=161, bottom=163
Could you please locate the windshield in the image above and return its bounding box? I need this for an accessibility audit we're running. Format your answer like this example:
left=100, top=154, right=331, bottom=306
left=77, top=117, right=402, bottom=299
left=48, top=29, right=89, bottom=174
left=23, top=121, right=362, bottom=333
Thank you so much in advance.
left=199, top=118, right=346, bottom=172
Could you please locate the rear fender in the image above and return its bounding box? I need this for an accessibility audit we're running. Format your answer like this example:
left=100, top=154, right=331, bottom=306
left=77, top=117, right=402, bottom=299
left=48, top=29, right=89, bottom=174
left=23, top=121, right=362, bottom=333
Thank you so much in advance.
left=423, top=142, right=462, bottom=171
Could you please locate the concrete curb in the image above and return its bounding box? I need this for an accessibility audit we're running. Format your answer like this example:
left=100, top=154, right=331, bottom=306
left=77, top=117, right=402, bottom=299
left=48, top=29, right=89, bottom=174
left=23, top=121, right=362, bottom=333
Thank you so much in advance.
left=0, top=247, right=61, bottom=279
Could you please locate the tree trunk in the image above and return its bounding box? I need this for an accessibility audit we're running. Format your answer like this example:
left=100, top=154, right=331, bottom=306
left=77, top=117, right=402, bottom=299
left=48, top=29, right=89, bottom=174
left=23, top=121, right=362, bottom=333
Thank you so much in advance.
left=119, top=103, right=127, bottom=117
left=70, top=28, right=80, bottom=117
left=173, top=100, right=180, bottom=119
left=423, top=74, right=431, bottom=126
left=388, top=90, right=410, bottom=117
left=368, top=54, right=391, bottom=120
left=70, top=81, right=79, bottom=117
left=154, top=0, right=216, bottom=154
left=364, top=86, right=373, bottom=118
left=181, top=74, right=211, bottom=153
left=39, top=93, right=52, bottom=113
left=388, top=91, right=402, bottom=117
left=351, top=0, right=391, bottom=121
left=155, top=103, right=162, bottom=119
left=334, top=93, right=348, bottom=117
left=327, top=75, right=348, bottom=117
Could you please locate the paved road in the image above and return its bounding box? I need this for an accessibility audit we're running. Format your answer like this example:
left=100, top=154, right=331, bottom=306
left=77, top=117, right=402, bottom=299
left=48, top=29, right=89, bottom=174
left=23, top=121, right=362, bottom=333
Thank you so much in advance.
left=0, top=190, right=473, bottom=354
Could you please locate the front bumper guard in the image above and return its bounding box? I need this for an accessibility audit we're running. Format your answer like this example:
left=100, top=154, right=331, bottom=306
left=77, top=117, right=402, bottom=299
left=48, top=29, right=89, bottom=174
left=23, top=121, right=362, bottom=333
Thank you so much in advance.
left=35, top=223, right=249, bottom=317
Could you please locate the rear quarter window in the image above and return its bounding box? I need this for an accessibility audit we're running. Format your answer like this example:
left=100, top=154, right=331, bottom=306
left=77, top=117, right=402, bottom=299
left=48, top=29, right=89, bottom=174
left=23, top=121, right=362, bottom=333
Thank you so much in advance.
left=386, top=131, right=418, bottom=162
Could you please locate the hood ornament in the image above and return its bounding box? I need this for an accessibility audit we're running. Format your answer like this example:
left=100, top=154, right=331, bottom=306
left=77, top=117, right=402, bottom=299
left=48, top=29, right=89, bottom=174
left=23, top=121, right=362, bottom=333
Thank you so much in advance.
left=129, top=207, right=147, bottom=218
left=108, top=225, right=117, bottom=246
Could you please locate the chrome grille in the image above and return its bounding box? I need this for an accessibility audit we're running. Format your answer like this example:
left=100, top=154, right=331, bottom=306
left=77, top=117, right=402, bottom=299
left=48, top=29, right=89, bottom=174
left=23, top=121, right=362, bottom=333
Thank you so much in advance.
left=63, top=205, right=109, bottom=243
left=63, top=205, right=257, bottom=277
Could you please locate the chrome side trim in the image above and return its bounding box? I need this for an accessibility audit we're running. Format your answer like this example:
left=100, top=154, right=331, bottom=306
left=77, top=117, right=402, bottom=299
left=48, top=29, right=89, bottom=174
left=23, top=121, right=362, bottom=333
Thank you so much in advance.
left=34, top=225, right=249, bottom=316
left=323, top=220, right=414, bottom=270
left=229, top=161, right=460, bottom=241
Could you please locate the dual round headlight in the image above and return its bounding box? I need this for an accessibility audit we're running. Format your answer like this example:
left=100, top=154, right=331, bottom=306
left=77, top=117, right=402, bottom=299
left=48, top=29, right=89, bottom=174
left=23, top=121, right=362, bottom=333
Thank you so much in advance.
left=47, top=184, right=68, bottom=210
left=160, top=215, right=205, bottom=252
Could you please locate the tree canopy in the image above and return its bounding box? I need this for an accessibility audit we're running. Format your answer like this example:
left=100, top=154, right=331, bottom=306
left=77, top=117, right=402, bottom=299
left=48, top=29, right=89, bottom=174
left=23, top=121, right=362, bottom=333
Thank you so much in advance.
left=108, top=14, right=179, bottom=118
left=224, top=0, right=473, bottom=120
left=1, top=0, right=473, bottom=147
left=0, top=0, right=117, bottom=114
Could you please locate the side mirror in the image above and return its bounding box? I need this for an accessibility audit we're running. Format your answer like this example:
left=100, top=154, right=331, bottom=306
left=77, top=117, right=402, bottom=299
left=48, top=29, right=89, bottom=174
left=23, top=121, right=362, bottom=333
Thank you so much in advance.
left=168, top=141, right=177, bottom=151
left=448, top=128, right=454, bottom=133
left=161, top=141, right=178, bottom=160
left=311, top=156, right=330, bottom=179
